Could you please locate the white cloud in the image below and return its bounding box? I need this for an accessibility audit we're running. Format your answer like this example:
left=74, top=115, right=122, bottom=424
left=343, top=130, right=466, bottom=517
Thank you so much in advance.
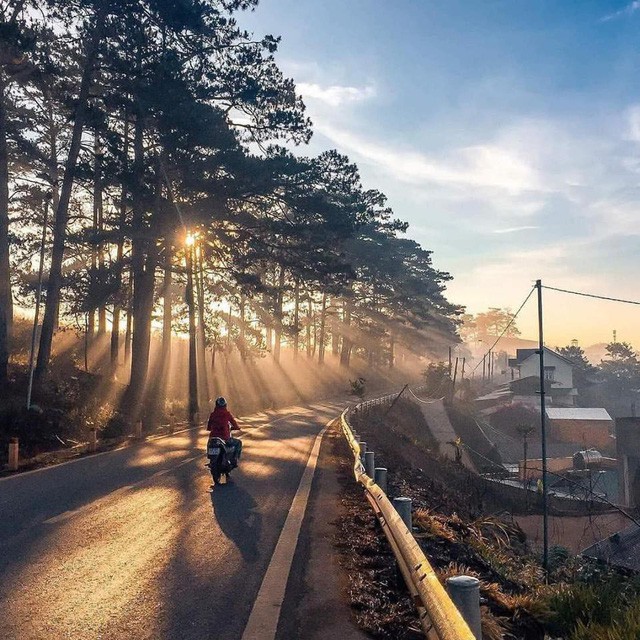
left=315, top=122, right=544, bottom=195
left=601, top=1, right=640, bottom=22
left=626, top=104, right=640, bottom=141
left=493, top=226, right=539, bottom=234
left=297, top=82, right=376, bottom=107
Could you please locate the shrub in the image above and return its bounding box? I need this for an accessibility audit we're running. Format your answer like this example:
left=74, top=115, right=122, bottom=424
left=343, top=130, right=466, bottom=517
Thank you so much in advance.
left=349, top=377, right=366, bottom=399
left=422, top=361, right=453, bottom=396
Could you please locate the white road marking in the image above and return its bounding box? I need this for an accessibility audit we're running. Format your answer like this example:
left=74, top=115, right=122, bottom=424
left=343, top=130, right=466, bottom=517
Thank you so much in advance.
left=240, top=421, right=331, bottom=640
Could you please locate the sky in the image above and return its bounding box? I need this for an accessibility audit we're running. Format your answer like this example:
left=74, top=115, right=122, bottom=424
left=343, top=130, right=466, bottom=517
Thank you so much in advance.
left=241, top=1, right=640, bottom=348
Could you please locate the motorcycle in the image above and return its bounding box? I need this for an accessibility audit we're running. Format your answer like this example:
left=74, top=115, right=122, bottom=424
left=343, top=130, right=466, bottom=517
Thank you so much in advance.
left=206, top=436, right=238, bottom=485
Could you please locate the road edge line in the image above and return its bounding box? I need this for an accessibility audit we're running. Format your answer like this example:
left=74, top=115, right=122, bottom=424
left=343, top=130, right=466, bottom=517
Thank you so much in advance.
left=240, top=420, right=332, bottom=640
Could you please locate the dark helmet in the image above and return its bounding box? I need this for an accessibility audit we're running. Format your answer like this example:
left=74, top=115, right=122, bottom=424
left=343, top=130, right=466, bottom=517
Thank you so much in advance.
left=215, top=396, right=227, bottom=408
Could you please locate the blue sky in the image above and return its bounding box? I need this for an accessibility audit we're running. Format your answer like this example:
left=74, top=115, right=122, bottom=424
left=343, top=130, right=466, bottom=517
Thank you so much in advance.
left=242, top=1, right=640, bottom=346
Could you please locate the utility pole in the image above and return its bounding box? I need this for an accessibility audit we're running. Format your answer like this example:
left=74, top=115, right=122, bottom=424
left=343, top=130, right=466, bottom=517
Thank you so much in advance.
left=536, top=279, right=549, bottom=576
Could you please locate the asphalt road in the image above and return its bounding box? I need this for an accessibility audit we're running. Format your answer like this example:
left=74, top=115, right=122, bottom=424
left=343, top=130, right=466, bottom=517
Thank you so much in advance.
left=0, top=401, right=342, bottom=640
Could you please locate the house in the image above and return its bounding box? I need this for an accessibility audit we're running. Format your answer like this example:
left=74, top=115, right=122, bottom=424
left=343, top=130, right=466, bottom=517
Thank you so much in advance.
left=582, top=524, right=640, bottom=572
left=616, top=417, right=640, bottom=508
left=508, top=347, right=578, bottom=406
left=546, top=407, right=614, bottom=452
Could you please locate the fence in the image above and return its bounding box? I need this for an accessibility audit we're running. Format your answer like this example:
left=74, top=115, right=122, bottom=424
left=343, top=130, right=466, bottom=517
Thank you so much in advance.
left=340, top=402, right=477, bottom=640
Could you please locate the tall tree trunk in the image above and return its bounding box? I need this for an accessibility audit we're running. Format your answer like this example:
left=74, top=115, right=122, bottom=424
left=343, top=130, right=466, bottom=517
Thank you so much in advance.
left=306, top=297, right=312, bottom=358
left=110, top=114, right=128, bottom=369
left=95, top=132, right=106, bottom=335
left=293, top=279, right=300, bottom=359
left=340, top=297, right=352, bottom=368
left=239, top=294, right=246, bottom=361
left=263, top=290, right=272, bottom=352
left=47, top=102, right=60, bottom=334
left=331, top=298, right=340, bottom=356
left=318, top=292, right=327, bottom=365
left=35, top=14, right=105, bottom=379
left=88, top=132, right=100, bottom=347
left=273, top=266, right=285, bottom=364
left=195, top=242, right=208, bottom=411
left=124, top=274, right=132, bottom=363
left=161, top=233, right=172, bottom=365
left=186, top=241, right=198, bottom=423
left=87, top=310, right=95, bottom=345
left=225, top=306, right=233, bottom=368
left=0, top=80, right=11, bottom=384
left=128, top=114, right=157, bottom=421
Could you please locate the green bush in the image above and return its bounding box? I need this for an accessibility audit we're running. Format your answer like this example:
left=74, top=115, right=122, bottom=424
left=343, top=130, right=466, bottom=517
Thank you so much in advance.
left=546, top=577, right=639, bottom=637
left=570, top=597, right=640, bottom=640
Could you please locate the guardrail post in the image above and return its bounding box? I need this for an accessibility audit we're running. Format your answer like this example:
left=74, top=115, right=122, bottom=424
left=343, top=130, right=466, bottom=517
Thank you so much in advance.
left=364, top=450, right=375, bottom=477
left=354, top=434, right=361, bottom=444
left=446, top=576, right=482, bottom=639
left=360, top=441, right=367, bottom=463
left=392, top=496, right=413, bottom=589
left=393, top=496, right=412, bottom=530
left=374, top=467, right=387, bottom=493
left=8, top=437, right=18, bottom=471
left=89, top=428, right=97, bottom=453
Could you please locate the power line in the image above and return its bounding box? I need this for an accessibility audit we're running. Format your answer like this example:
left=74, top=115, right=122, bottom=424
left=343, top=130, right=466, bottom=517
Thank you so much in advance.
left=471, top=286, right=536, bottom=373
left=407, top=387, right=444, bottom=404
left=542, top=285, right=640, bottom=306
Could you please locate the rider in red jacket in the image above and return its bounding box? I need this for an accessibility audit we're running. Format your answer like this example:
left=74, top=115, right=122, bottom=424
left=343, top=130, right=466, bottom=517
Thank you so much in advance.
left=207, top=397, right=242, bottom=462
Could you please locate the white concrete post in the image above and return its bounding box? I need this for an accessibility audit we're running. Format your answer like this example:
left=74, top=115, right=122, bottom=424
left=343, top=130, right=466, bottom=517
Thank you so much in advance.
left=446, top=576, right=482, bottom=639
left=8, top=437, right=18, bottom=471
left=365, top=450, right=375, bottom=478
left=374, top=467, right=388, bottom=493
left=359, top=441, right=367, bottom=464
left=89, top=428, right=97, bottom=453
left=393, top=496, right=412, bottom=530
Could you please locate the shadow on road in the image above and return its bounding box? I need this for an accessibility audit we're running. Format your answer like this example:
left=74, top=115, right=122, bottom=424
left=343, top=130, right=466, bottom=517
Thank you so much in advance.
left=210, top=480, right=261, bottom=563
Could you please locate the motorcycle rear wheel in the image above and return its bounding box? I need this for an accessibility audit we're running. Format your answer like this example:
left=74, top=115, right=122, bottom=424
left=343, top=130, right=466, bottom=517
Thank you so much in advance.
left=210, top=460, right=221, bottom=484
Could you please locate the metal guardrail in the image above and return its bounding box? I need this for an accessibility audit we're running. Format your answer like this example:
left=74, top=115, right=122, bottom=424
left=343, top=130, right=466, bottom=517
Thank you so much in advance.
left=353, top=385, right=432, bottom=413
left=340, top=406, right=476, bottom=640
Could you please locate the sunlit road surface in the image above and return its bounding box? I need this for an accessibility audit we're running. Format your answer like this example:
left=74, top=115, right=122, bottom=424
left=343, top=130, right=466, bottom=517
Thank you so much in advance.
left=0, top=401, right=342, bottom=639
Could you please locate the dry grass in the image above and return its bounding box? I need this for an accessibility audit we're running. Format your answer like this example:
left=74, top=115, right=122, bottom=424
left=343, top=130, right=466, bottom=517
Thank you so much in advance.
left=481, top=606, right=510, bottom=640
left=413, top=509, right=458, bottom=543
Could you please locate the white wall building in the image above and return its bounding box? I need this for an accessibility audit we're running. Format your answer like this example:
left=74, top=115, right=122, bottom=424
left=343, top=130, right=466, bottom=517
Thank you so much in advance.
left=508, top=347, right=577, bottom=406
